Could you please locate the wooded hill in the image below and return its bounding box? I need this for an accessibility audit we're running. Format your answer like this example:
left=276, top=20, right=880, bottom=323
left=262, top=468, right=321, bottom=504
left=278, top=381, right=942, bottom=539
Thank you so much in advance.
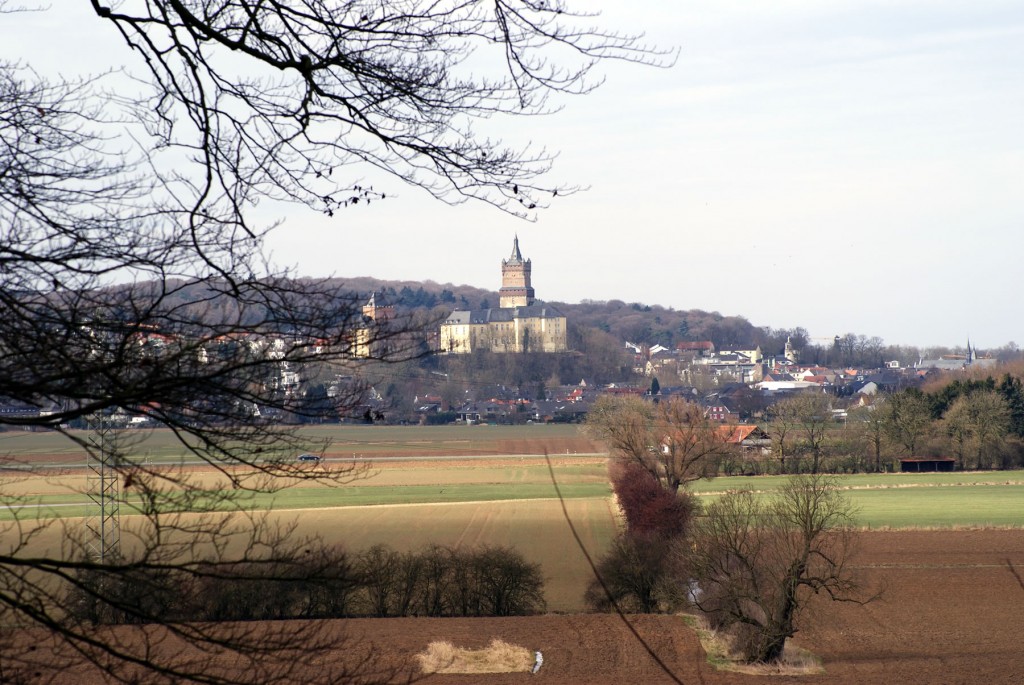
left=149, top=275, right=1008, bottom=369
left=329, top=276, right=800, bottom=356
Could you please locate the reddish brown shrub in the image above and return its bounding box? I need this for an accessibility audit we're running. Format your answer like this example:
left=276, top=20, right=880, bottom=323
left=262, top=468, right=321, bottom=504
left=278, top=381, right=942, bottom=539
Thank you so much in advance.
left=611, top=460, right=697, bottom=539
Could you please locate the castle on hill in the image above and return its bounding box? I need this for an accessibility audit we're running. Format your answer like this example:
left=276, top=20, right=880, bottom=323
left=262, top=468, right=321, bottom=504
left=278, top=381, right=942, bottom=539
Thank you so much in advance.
left=439, top=237, right=567, bottom=354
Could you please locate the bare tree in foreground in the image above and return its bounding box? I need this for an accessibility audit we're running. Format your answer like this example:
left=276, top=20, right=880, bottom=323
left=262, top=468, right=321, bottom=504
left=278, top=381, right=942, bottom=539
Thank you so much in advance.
left=583, top=399, right=712, bottom=614
left=1, top=2, right=662, bottom=681
left=686, top=474, right=870, bottom=664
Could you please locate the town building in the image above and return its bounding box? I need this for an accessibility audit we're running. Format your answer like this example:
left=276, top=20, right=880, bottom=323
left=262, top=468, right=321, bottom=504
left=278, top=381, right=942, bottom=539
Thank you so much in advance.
left=439, top=237, right=568, bottom=354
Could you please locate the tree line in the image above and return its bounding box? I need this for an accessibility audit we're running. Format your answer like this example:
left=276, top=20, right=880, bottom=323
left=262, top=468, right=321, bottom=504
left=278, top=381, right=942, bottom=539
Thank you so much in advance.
left=66, top=543, right=545, bottom=625
left=760, top=371, right=1024, bottom=474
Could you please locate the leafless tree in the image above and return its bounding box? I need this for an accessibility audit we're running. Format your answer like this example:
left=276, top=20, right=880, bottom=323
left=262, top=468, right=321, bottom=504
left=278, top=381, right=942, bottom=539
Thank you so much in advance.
left=778, top=392, right=832, bottom=473
left=585, top=396, right=733, bottom=494
left=584, top=395, right=655, bottom=472
left=584, top=396, right=725, bottom=617
left=766, top=397, right=800, bottom=473
left=583, top=534, right=687, bottom=614
left=881, top=389, right=933, bottom=457
left=1, top=2, right=661, bottom=681
left=943, top=390, right=1010, bottom=470
left=686, top=474, right=870, bottom=664
left=848, top=400, right=889, bottom=472
left=0, top=488, right=396, bottom=684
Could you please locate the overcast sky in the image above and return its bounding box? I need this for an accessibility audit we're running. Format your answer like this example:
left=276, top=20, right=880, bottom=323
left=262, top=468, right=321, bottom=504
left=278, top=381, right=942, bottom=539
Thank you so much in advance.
left=12, top=2, right=1024, bottom=348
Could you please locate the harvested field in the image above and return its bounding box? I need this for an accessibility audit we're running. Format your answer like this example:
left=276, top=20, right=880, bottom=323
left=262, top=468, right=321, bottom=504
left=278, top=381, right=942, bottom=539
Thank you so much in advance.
left=7, top=496, right=619, bottom=613
left=7, top=428, right=1024, bottom=682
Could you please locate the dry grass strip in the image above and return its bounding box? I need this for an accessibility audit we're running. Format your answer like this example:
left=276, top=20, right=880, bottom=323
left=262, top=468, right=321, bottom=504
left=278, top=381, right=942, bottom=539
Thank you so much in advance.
left=416, top=639, right=534, bottom=674
left=682, top=614, right=824, bottom=677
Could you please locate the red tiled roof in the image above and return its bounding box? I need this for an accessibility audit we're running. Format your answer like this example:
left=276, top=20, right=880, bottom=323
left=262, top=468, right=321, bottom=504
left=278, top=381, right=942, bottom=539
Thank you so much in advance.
left=715, top=425, right=758, bottom=443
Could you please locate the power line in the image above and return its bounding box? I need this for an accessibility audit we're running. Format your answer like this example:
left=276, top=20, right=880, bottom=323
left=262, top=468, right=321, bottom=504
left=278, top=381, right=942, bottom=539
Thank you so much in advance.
left=543, top=450, right=695, bottom=685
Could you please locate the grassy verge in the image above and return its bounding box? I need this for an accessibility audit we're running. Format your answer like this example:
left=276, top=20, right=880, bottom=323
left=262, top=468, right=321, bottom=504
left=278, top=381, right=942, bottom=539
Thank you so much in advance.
left=681, top=614, right=824, bottom=676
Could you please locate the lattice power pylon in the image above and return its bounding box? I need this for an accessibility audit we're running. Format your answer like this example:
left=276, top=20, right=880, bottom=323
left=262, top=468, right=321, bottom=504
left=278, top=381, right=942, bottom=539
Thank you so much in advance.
left=85, top=417, right=121, bottom=562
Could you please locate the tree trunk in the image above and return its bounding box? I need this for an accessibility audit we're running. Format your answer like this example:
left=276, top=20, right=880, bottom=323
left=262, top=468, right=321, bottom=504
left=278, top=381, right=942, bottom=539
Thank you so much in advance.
left=750, top=564, right=802, bottom=663
left=753, top=632, right=788, bottom=664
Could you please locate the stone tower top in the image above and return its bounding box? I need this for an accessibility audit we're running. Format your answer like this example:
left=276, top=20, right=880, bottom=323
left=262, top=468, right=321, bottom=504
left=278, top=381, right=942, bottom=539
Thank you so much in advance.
left=508, top=235, right=524, bottom=263
left=499, top=235, right=535, bottom=308
left=362, top=290, right=394, bottom=321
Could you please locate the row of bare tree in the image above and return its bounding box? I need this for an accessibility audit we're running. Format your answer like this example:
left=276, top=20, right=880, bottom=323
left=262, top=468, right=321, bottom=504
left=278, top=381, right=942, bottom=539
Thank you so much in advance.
left=65, top=543, right=545, bottom=625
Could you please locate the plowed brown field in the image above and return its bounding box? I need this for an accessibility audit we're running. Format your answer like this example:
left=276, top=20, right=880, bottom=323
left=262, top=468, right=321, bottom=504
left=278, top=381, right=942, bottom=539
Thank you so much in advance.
left=18, top=529, right=1024, bottom=684
left=337, top=529, right=1024, bottom=685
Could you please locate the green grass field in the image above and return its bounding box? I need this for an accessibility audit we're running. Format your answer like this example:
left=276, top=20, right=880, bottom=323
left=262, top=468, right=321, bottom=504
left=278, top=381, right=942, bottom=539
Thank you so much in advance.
left=6, top=446, right=1024, bottom=528
left=691, top=471, right=1024, bottom=528
left=691, top=470, right=1024, bottom=493
left=0, top=461, right=612, bottom=519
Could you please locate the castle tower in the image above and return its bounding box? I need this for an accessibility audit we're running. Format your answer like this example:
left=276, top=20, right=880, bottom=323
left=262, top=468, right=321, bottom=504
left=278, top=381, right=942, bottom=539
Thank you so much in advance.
left=499, top=235, right=535, bottom=308
left=356, top=291, right=394, bottom=358
left=362, top=291, right=394, bottom=322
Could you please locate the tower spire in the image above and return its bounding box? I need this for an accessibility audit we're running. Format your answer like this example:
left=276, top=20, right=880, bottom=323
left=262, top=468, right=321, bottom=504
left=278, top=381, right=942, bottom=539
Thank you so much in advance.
left=500, top=235, right=534, bottom=307
left=510, top=234, right=523, bottom=262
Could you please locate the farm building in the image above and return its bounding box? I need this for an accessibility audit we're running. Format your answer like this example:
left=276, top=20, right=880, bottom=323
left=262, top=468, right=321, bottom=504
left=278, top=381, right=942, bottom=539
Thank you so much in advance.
left=899, top=457, right=956, bottom=473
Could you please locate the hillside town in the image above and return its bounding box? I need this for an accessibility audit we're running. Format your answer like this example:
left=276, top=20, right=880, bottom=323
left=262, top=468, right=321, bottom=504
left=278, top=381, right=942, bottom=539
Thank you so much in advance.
left=392, top=237, right=1006, bottom=428
left=3, top=236, right=1006, bottom=433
